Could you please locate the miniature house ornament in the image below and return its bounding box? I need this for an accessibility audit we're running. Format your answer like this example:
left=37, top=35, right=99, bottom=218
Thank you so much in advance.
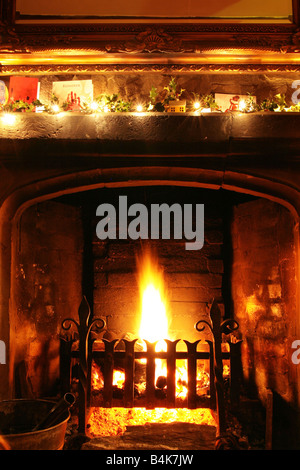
left=167, top=100, right=186, bottom=113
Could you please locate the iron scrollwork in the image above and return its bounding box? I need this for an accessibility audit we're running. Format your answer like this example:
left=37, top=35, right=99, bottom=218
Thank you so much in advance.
left=61, top=296, right=106, bottom=434
left=195, top=299, right=240, bottom=450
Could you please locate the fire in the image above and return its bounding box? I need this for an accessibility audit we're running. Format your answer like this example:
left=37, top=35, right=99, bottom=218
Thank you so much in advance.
left=91, top=364, right=103, bottom=390
left=137, top=249, right=169, bottom=344
left=136, top=249, right=207, bottom=399
left=91, top=363, right=125, bottom=391
left=88, top=249, right=214, bottom=437
left=136, top=250, right=171, bottom=389
left=88, top=407, right=216, bottom=437
left=113, top=370, right=125, bottom=389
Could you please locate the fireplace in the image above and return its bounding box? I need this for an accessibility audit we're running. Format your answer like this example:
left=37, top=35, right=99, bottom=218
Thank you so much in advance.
left=56, top=186, right=245, bottom=444
left=27, top=186, right=297, bottom=448
left=16, top=185, right=246, bottom=446
left=0, top=111, right=300, bottom=449
left=2, top=0, right=300, bottom=450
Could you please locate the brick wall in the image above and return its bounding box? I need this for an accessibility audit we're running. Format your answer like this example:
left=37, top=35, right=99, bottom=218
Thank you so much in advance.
left=230, top=198, right=297, bottom=405
left=31, top=72, right=300, bottom=111
left=13, top=200, right=84, bottom=397
left=92, top=187, right=226, bottom=343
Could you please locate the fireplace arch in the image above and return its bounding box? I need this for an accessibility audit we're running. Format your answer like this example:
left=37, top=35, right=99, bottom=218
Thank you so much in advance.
left=0, top=162, right=298, bottom=400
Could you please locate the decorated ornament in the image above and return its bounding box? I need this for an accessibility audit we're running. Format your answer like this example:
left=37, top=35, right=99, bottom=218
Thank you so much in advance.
left=0, top=81, right=8, bottom=106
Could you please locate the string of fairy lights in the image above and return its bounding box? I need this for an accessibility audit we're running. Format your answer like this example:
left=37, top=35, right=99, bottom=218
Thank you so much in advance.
left=1, top=75, right=300, bottom=126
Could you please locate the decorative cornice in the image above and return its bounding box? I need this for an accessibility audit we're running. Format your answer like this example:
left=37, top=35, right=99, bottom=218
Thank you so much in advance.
left=0, top=21, right=296, bottom=54
left=0, top=19, right=27, bottom=53
left=104, top=28, right=189, bottom=53
left=2, top=63, right=300, bottom=75
left=233, top=34, right=289, bottom=52
left=15, top=22, right=295, bottom=34
left=281, top=28, right=300, bottom=52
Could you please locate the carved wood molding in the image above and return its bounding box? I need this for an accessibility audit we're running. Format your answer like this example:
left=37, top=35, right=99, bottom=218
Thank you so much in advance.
left=281, top=27, right=300, bottom=52
left=104, top=28, right=189, bottom=53
left=2, top=63, right=300, bottom=75
left=1, top=1, right=300, bottom=64
left=0, top=21, right=297, bottom=54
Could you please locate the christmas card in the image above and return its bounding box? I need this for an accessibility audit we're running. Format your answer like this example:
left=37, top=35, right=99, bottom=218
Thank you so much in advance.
left=215, top=93, right=257, bottom=112
left=9, top=76, right=39, bottom=103
left=52, top=80, right=93, bottom=111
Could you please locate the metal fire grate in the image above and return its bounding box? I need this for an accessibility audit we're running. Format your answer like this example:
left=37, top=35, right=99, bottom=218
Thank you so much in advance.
left=59, top=297, right=242, bottom=442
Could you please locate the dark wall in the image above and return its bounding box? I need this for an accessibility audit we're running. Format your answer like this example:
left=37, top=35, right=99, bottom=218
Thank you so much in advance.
left=13, top=200, right=84, bottom=397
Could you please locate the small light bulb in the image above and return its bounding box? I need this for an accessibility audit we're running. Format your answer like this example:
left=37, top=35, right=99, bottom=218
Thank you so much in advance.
left=238, top=99, right=246, bottom=112
left=51, top=104, right=60, bottom=114
left=136, top=104, right=143, bottom=113
left=193, top=101, right=201, bottom=110
left=90, top=101, right=98, bottom=111
left=2, top=113, right=16, bottom=125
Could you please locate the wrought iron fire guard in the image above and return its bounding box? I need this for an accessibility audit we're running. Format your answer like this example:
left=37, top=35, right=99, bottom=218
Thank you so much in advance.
left=59, top=297, right=242, bottom=443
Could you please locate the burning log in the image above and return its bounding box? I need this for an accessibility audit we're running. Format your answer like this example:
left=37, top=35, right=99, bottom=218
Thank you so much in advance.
left=156, top=376, right=167, bottom=390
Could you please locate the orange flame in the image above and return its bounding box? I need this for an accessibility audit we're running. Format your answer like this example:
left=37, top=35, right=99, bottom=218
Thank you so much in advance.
left=137, top=249, right=169, bottom=345
left=89, top=249, right=213, bottom=436
left=136, top=249, right=171, bottom=387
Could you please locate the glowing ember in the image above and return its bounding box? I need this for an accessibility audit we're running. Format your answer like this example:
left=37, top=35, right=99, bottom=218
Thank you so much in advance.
left=113, top=370, right=125, bottom=389
left=92, top=363, right=125, bottom=391
left=91, top=363, right=103, bottom=390
left=88, top=407, right=216, bottom=437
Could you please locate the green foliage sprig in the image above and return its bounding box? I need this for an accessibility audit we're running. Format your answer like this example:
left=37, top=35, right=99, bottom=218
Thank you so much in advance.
left=1, top=79, right=300, bottom=115
left=287, top=102, right=300, bottom=112
left=243, top=93, right=259, bottom=112
left=148, top=86, right=165, bottom=112
left=95, top=94, right=132, bottom=112
left=197, top=93, right=219, bottom=110
left=1, top=98, right=44, bottom=113
left=163, top=77, right=185, bottom=104
left=258, top=93, right=287, bottom=112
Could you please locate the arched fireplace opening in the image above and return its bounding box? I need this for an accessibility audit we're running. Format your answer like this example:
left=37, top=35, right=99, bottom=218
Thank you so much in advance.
left=8, top=182, right=299, bottom=448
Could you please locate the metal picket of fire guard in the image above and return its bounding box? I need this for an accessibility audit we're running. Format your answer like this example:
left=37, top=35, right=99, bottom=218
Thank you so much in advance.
left=59, top=297, right=242, bottom=446
left=195, top=298, right=242, bottom=449
left=60, top=296, right=106, bottom=434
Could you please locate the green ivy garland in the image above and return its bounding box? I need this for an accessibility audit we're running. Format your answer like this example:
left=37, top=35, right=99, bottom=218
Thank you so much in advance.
left=1, top=77, right=300, bottom=115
